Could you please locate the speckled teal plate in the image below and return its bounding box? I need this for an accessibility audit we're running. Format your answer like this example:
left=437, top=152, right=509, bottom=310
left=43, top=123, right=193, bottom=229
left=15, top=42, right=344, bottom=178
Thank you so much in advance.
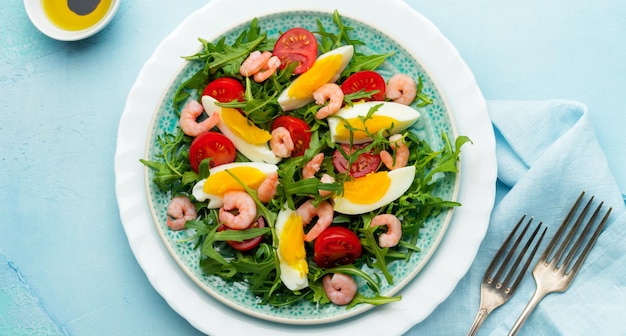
left=144, top=11, right=458, bottom=325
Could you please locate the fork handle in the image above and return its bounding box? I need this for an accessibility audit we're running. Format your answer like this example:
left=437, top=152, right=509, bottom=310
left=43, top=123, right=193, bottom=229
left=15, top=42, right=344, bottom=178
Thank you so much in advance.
left=467, top=308, right=490, bottom=336
left=507, top=289, right=547, bottom=336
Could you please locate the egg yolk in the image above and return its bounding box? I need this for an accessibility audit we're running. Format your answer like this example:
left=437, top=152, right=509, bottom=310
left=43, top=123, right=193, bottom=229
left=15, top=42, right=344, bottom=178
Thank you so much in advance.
left=203, top=167, right=266, bottom=195
left=279, top=213, right=308, bottom=276
left=334, top=115, right=398, bottom=141
left=342, top=172, right=391, bottom=204
left=42, top=0, right=112, bottom=31
left=287, top=54, right=343, bottom=99
left=221, top=107, right=272, bottom=144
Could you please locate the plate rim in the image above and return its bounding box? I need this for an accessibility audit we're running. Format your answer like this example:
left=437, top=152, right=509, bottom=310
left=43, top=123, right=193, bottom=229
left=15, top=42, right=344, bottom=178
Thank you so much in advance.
left=114, top=0, right=496, bottom=334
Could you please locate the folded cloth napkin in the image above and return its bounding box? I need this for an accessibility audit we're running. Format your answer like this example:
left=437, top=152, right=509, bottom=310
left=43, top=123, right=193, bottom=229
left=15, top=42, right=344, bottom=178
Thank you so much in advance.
left=406, top=100, right=626, bottom=336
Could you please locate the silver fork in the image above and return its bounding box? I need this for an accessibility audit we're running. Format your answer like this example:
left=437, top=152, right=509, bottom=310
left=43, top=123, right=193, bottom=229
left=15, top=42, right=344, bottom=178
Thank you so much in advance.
left=507, top=192, right=613, bottom=335
left=467, top=216, right=546, bottom=336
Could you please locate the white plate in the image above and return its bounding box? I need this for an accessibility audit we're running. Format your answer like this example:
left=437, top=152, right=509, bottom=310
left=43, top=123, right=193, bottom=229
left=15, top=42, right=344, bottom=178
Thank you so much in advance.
left=114, top=0, right=496, bottom=334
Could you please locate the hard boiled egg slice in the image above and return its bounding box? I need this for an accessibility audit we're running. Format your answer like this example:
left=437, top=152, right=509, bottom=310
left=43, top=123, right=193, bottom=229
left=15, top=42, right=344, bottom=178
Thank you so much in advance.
left=333, top=166, right=416, bottom=215
left=278, top=45, right=354, bottom=111
left=202, top=96, right=281, bottom=164
left=192, top=162, right=277, bottom=208
left=275, top=205, right=309, bottom=291
left=327, top=101, right=420, bottom=144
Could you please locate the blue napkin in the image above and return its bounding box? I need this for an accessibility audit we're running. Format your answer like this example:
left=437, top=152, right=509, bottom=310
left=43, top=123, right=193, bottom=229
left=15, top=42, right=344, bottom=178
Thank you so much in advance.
left=406, top=100, right=626, bottom=335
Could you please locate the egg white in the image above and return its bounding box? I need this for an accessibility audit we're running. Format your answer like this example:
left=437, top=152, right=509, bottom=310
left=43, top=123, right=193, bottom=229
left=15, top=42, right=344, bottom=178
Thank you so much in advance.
left=333, top=166, right=416, bottom=215
left=201, top=96, right=281, bottom=164
left=192, top=161, right=278, bottom=208
left=275, top=206, right=309, bottom=291
left=327, top=101, right=421, bottom=144
left=277, top=45, right=354, bottom=111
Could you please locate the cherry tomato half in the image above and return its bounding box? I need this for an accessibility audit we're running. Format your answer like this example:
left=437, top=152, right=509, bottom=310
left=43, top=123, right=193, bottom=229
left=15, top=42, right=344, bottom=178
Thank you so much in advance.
left=188, top=132, right=236, bottom=172
left=273, top=28, right=318, bottom=75
left=270, top=115, right=312, bottom=157
left=340, top=70, right=386, bottom=101
left=314, top=226, right=362, bottom=268
left=202, top=77, right=244, bottom=103
left=217, top=216, right=266, bottom=251
left=332, top=143, right=381, bottom=178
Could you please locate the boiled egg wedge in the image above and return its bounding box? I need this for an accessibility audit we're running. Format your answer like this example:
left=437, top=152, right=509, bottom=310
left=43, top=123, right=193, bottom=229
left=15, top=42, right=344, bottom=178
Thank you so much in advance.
left=275, top=205, right=309, bottom=291
left=201, top=96, right=281, bottom=164
left=192, top=162, right=278, bottom=208
left=327, top=101, right=420, bottom=144
left=278, top=45, right=354, bottom=111
left=333, top=166, right=416, bottom=215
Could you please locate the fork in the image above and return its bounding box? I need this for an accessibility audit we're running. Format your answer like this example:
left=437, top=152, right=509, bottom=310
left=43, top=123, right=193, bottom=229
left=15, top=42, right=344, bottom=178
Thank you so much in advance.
left=467, top=216, right=546, bottom=336
left=507, top=192, right=613, bottom=335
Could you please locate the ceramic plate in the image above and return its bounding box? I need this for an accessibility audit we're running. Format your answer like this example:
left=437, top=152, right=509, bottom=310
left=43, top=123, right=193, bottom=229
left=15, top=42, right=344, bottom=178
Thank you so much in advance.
left=115, top=0, right=496, bottom=334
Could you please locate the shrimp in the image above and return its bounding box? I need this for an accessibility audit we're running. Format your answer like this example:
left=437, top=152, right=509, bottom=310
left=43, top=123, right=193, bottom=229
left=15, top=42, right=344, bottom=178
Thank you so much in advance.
left=257, top=172, right=278, bottom=203
left=239, top=51, right=271, bottom=77
left=166, top=196, right=197, bottom=231
left=179, top=100, right=219, bottom=137
left=296, top=200, right=334, bottom=242
left=302, top=153, right=335, bottom=197
left=269, top=126, right=294, bottom=158
left=313, top=83, right=344, bottom=119
left=380, top=134, right=409, bottom=170
left=370, top=214, right=402, bottom=248
left=253, top=55, right=281, bottom=82
left=322, top=273, right=357, bottom=306
left=218, top=191, right=257, bottom=230
left=385, top=74, right=417, bottom=105
left=302, top=153, right=324, bottom=179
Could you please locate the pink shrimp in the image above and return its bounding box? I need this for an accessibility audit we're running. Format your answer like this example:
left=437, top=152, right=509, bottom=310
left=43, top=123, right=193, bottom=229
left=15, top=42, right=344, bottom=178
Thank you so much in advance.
left=370, top=214, right=402, bottom=248
left=257, top=172, right=278, bottom=203
left=313, top=83, right=344, bottom=119
left=296, top=200, right=334, bottom=242
left=239, top=51, right=271, bottom=76
left=269, top=126, right=294, bottom=158
left=318, top=173, right=335, bottom=197
left=385, top=74, right=417, bottom=105
left=302, top=153, right=335, bottom=197
left=166, top=196, right=197, bottom=230
left=218, top=191, right=257, bottom=229
left=179, top=100, right=219, bottom=137
left=380, top=134, right=409, bottom=170
left=322, top=273, right=357, bottom=305
left=253, top=55, right=281, bottom=82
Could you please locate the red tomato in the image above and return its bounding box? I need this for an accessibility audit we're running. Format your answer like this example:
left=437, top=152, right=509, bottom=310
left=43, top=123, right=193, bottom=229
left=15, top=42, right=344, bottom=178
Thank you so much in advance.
left=202, top=77, right=244, bottom=103
left=340, top=70, right=386, bottom=101
left=218, top=216, right=266, bottom=251
left=314, top=226, right=362, bottom=268
left=332, top=143, right=381, bottom=178
left=188, top=132, right=236, bottom=172
left=273, top=28, right=318, bottom=75
left=270, top=116, right=312, bottom=157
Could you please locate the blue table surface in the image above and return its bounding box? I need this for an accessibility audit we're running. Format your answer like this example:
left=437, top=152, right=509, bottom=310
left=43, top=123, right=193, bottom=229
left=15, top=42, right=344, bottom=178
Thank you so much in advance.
left=1, top=1, right=625, bottom=335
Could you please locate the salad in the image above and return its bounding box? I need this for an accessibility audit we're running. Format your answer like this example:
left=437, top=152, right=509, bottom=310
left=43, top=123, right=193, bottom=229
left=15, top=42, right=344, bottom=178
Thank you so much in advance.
left=141, top=11, right=469, bottom=310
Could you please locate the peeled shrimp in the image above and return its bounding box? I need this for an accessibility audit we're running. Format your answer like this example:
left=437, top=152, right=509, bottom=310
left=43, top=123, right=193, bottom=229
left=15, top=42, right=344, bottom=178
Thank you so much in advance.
left=269, top=126, right=294, bottom=158
left=302, top=153, right=334, bottom=197
left=240, top=51, right=280, bottom=83
left=385, top=74, right=417, bottom=105
left=166, top=196, right=197, bottom=230
left=380, top=134, right=409, bottom=170
left=257, top=172, right=278, bottom=203
left=322, top=273, right=357, bottom=305
left=219, top=191, right=257, bottom=230
left=370, top=214, right=402, bottom=248
left=253, top=55, right=281, bottom=82
left=313, top=83, right=344, bottom=119
left=179, top=100, right=219, bottom=137
left=296, top=200, right=334, bottom=242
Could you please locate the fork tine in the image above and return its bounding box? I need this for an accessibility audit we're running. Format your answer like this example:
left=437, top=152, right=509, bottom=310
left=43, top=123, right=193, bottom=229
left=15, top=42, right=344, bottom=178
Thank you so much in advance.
left=551, top=195, right=594, bottom=266
left=567, top=204, right=612, bottom=275
left=539, top=191, right=585, bottom=263
left=484, top=215, right=526, bottom=283
left=507, top=222, right=546, bottom=292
